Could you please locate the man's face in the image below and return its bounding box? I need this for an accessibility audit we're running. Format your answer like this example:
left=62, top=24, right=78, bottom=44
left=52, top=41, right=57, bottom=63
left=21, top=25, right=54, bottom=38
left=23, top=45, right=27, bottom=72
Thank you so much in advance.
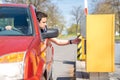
left=39, top=17, right=47, bottom=29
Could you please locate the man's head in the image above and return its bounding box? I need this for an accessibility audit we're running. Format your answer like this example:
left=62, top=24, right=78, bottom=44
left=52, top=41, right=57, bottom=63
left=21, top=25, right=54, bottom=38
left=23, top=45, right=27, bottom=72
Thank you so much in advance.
left=36, top=12, right=48, bottom=29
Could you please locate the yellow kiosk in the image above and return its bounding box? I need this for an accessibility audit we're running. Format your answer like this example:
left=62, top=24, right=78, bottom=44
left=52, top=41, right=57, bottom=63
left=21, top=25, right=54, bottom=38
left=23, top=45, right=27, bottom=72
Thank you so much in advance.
left=86, top=14, right=115, bottom=72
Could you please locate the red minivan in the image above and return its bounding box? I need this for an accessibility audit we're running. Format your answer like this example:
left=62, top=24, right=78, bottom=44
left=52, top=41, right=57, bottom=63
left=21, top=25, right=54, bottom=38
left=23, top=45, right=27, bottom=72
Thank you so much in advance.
left=0, top=4, right=58, bottom=80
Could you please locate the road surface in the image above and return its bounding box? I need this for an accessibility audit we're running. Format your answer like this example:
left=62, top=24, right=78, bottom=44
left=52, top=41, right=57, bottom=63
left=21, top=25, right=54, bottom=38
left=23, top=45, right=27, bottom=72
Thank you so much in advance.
left=52, top=43, right=77, bottom=80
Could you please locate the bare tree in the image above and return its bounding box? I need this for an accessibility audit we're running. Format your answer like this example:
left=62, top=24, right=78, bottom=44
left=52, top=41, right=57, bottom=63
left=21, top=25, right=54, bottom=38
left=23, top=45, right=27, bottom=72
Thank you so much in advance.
left=71, top=6, right=84, bottom=34
left=114, top=0, right=120, bottom=36
left=93, top=0, right=120, bottom=36
left=46, top=3, right=65, bottom=34
left=93, top=0, right=114, bottom=14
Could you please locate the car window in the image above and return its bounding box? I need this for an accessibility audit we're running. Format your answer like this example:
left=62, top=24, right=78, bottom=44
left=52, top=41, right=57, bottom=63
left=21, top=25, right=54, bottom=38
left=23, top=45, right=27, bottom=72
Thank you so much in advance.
left=0, top=7, right=33, bottom=36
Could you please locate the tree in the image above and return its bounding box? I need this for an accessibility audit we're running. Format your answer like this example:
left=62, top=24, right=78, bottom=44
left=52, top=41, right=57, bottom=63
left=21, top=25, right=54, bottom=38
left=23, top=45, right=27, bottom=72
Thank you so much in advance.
left=71, top=6, right=84, bottom=34
left=113, top=0, right=120, bottom=36
left=43, top=3, right=65, bottom=34
left=67, top=24, right=80, bottom=35
left=93, top=0, right=120, bottom=36
left=93, top=0, right=114, bottom=14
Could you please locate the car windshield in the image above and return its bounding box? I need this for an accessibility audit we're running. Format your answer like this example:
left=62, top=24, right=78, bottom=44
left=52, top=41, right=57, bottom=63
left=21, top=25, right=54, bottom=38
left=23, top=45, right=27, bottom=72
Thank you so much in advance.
left=0, top=7, right=33, bottom=36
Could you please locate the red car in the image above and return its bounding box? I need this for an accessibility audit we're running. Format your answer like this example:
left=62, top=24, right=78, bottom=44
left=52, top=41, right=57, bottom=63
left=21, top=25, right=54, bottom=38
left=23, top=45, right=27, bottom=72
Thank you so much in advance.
left=0, top=4, right=58, bottom=80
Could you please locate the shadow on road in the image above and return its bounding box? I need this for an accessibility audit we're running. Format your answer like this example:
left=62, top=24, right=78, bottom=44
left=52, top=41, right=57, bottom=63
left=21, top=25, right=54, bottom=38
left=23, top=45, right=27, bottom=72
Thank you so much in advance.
left=57, top=77, right=75, bottom=80
left=63, top=61, right=75, bottom=65
left=76, top=71, right=89, bottom=79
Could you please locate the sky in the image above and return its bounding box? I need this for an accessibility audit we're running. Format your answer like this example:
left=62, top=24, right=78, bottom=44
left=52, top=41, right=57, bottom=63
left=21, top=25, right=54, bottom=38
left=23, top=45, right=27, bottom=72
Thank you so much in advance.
left=51, top=0, right=98, bottom=34
left=51, top=0, right=84, bottom=27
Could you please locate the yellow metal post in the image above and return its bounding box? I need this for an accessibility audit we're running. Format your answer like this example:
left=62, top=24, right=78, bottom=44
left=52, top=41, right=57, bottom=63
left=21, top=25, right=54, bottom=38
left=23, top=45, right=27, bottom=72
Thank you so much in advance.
left=77, top=33, right=82, bottom=60
left=81, top=38, right=86, bottom=61
left=77, top=33, right=86, bottom=61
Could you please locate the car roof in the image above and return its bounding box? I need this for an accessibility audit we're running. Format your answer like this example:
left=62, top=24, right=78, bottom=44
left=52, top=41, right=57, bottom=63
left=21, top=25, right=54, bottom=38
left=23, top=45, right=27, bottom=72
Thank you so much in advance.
left=0, top=3, right=28, bottom=8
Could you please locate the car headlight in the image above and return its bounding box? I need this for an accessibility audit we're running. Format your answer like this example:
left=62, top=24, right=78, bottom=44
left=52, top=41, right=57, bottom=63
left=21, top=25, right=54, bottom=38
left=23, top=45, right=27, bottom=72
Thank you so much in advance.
left=0, top=51, right=25, bottom=63
left=0, top=51, right=25, bottom=79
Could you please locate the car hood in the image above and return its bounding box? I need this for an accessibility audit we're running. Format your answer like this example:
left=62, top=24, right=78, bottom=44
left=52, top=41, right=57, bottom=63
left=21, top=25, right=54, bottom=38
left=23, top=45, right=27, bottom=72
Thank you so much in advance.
left=0, top=36, right=34, bottom=56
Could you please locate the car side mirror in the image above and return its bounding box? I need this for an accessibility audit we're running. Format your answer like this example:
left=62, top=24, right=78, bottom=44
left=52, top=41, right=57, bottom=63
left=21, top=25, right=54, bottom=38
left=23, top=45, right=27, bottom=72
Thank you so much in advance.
left=42, top=28, right=59, bottom=39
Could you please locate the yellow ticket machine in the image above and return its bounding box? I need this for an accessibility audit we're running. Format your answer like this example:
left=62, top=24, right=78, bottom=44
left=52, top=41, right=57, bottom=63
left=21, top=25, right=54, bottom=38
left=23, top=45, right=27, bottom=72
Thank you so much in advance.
left=86, top=14, right=115, bottom=72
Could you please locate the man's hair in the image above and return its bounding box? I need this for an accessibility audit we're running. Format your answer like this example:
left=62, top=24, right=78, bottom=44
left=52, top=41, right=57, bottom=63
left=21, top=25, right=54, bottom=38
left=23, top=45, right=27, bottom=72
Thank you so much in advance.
left=36, top=12, right=48, bottom=22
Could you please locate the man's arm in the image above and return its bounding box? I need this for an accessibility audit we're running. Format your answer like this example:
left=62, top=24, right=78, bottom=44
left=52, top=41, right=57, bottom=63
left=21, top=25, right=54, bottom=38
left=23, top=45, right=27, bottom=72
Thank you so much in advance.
left=49, top=38, right=80, bottom=46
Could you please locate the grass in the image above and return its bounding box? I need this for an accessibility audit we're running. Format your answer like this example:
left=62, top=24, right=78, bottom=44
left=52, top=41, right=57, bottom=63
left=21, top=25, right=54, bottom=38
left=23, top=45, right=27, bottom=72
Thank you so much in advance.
left=115, top=36, right=120, bottom=41
left=58, top=34, right=77, bottom=39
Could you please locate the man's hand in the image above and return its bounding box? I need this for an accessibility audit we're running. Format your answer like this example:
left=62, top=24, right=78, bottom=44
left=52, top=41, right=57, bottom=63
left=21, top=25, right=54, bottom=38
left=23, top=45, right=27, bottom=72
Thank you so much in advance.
left=71, top=38, right=81, bottom=44
left=5, top=25, right=12, bottom=30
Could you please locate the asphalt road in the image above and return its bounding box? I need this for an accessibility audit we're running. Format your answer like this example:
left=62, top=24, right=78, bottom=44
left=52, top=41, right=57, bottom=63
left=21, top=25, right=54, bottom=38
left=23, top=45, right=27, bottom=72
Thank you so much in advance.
left=52, top=43, right=77, bottom=80
left=51, top=41, right=120, bottom=80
